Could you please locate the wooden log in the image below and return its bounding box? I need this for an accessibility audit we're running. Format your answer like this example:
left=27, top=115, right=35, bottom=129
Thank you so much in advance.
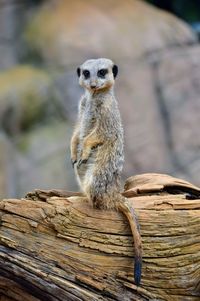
left=0, top=173, right=199, bottom=301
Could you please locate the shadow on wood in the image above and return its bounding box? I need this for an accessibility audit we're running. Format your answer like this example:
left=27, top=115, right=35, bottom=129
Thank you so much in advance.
left=0, top=173, right=199, bottom=301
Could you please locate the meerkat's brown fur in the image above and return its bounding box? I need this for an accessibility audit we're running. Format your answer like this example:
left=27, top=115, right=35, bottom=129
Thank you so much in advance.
left=71, top=58, right=142, bottom=285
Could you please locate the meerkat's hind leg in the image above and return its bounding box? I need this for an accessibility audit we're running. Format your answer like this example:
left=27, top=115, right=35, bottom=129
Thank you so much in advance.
left=116, top=198, right=142, bottom=286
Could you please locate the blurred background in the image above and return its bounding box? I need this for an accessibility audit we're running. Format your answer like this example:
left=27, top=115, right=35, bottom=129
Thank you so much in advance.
left=0, top=0, right=200, bottom=198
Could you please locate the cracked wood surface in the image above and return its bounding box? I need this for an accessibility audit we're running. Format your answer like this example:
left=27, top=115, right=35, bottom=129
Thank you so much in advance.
left=0, top=173, right=199, bottom=301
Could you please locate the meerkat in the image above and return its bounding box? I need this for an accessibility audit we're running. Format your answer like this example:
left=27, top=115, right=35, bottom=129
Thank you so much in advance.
left=70, top=58, right=142, bottom=285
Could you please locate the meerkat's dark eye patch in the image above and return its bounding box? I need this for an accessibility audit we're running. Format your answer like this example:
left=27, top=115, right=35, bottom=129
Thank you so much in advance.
left=112, top=65, right=118, bottom=78
left=77, top=67, right=81, bottom=77
left=82, top=69, right=90, bottom=79
left=97, top=68, right=108, bottom=78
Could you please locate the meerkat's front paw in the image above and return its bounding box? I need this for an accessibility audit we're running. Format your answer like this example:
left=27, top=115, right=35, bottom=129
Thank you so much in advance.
left=77, top=158, right=88, bottom=168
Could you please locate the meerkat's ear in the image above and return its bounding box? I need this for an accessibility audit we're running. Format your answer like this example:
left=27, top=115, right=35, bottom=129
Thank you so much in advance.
left=112, top=65, right=118, bottom=78
left=77, top=67, right=81, bottom=77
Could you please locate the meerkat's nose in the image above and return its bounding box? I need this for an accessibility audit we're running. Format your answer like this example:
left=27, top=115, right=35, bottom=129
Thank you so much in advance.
left=90, top=84, right=97, bottom=89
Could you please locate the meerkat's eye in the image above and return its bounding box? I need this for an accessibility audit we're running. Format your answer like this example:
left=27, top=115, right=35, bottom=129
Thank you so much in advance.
left=82, top=70, right=90, bottom=79
left=97, top=69, right=108, bottom=78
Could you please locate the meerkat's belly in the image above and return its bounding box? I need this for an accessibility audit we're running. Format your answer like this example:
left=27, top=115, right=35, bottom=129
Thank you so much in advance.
left=74, top=145, right=97, bottom=192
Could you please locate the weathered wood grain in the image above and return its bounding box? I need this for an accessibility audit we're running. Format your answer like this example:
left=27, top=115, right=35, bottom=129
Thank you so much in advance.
left=0, top=173, right=199, bottom=301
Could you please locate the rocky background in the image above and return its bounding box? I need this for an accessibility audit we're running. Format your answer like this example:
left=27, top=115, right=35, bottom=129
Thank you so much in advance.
left=0, top=0, right=200, bottom=198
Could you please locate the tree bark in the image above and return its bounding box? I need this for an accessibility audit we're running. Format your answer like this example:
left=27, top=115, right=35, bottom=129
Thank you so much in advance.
left=0, top=173, right=199, bottom=301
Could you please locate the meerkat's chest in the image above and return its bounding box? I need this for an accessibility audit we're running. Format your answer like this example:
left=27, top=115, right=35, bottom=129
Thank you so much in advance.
left=80, top=100, right=100, bottom=134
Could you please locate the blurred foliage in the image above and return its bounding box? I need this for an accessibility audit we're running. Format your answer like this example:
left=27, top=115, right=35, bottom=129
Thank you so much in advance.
left=0, top=66, right=53, bottom=135
left=145, top=0, right=200, bottom=23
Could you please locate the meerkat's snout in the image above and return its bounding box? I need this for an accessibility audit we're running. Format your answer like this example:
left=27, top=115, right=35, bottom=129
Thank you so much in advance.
left=90, top=82, right=97, bottom=89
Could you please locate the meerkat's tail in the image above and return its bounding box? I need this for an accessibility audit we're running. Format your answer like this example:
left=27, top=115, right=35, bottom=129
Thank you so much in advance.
left=117, top=198, right=142, bottom=286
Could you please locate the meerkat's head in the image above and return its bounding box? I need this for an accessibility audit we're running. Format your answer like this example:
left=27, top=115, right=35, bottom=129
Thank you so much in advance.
left=77, top=58, right=118, bottom=92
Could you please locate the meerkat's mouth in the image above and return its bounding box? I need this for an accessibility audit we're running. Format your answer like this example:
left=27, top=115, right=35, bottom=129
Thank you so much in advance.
left=90, top=86, right=101, bottom=92
left=92, top=84, right=106, bottom=91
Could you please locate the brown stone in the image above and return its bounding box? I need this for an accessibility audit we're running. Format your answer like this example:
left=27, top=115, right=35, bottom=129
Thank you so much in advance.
left=1, top=0, right=200, bottom=199
left=25, top=0, right=195, bottom=66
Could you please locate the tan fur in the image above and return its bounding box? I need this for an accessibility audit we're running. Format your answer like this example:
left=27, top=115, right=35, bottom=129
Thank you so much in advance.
left=71, top=58, right=142, bottom=285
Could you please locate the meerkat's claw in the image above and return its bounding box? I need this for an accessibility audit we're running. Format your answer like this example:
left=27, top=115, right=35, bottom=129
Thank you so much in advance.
left=71, top=159, right=77, bottom=168
left=77, top=159, right=88, bottom=168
